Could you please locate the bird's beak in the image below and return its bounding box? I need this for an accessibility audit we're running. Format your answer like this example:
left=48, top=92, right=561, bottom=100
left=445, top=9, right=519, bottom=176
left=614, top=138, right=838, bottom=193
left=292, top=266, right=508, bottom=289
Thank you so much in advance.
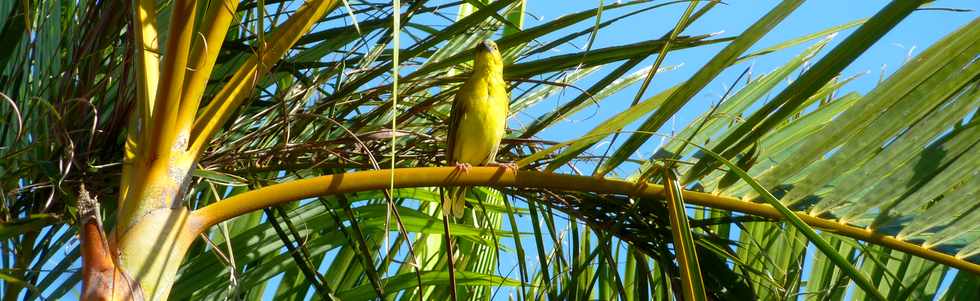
left=478, top=40, right=494, bottom=52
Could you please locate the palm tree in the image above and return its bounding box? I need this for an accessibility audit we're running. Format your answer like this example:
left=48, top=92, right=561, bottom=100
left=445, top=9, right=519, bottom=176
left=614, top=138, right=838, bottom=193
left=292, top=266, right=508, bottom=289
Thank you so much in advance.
left=0, top=0, right=977, bottom=300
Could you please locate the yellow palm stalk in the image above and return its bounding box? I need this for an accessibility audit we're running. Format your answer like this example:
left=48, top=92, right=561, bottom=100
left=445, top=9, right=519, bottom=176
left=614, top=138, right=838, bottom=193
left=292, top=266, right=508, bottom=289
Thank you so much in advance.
left=444, top=40, right=511, bottom=219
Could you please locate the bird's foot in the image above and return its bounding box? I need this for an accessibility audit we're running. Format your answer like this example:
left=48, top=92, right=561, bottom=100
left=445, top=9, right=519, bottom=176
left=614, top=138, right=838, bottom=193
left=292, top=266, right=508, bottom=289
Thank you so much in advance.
left=453, top=162, right=473, bottom=174
left=488, top=162, right=519, bottom=174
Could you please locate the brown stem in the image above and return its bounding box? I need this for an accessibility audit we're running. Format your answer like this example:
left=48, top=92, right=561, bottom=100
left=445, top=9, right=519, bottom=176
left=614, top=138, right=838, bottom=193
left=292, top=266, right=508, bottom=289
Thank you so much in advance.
left=79, top=185, right=142, bottom=301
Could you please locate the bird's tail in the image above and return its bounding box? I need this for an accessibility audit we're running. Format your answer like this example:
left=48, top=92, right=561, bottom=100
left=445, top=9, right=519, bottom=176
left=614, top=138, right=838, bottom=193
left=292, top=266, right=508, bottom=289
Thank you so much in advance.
left=443, top=186, right=469, bottom=219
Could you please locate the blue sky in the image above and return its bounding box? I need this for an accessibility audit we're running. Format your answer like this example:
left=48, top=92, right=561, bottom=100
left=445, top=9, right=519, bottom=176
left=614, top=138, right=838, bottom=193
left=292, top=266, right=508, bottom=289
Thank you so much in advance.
left=519, top=0, right=978, bottom=160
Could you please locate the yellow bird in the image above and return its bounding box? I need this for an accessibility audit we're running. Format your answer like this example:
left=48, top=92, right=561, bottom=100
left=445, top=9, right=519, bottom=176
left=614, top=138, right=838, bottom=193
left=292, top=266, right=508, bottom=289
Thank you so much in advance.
left=444, top=40, right=511, bottom=219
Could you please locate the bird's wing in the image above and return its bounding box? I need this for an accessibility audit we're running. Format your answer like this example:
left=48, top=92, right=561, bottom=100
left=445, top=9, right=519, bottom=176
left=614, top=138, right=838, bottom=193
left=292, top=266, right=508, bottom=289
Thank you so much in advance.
left=485, top=78, right=509, bottom=164
left=446, top=85, right=466, bottom=164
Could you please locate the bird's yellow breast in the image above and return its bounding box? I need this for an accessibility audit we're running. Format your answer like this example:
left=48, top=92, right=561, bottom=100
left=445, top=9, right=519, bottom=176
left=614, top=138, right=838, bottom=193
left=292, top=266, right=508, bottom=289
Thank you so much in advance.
left=452, top=75, right=508, bottom=164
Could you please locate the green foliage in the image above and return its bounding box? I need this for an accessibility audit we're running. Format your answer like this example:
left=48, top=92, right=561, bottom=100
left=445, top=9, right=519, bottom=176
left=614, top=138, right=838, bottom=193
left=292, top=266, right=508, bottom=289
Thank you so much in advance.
left=0, top=0, right=977, bottom=300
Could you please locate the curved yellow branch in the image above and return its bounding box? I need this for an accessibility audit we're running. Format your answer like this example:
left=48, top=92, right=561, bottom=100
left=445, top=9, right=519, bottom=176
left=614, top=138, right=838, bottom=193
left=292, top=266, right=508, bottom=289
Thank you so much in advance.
left=188, top=167, right=980, bottom=275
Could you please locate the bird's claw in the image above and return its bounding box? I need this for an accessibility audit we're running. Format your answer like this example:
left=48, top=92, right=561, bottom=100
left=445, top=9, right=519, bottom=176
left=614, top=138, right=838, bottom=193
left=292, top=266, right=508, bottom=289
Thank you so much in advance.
left=454, top=163, right=473, bottom=174
left=489, top=162, right=519, bottom=174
